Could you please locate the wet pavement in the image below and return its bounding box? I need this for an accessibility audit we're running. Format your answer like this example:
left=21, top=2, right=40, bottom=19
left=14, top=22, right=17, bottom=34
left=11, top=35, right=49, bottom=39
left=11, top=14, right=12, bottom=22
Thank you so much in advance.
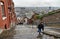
left=0, top=25, right=60, bottom=39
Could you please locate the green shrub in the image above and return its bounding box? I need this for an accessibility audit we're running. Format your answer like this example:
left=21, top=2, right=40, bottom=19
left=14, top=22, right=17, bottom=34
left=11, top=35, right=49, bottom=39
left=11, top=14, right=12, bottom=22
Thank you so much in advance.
left=48, top=12, right=55, bottom=15
left=36, top=15, right=43, bottom=20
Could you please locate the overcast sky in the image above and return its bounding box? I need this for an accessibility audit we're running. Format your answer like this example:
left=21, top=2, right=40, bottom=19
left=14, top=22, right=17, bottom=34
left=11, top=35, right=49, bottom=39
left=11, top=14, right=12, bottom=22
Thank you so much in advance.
left=13, top=0, right=60, bottom=7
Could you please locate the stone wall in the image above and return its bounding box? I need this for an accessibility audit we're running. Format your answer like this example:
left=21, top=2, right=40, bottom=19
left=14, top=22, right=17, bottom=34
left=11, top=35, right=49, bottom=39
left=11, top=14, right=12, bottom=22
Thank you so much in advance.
left=43, top=13, right=60, bottom=23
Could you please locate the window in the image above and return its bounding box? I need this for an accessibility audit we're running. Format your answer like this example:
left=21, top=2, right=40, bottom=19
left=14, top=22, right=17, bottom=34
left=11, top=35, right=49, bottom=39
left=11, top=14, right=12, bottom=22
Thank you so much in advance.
left=0, top=2, right=6, bottom=17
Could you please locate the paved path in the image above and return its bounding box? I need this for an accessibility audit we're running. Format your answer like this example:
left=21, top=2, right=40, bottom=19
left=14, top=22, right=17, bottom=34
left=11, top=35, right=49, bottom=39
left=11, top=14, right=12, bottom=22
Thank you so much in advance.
left=13, top=25, right=59, bottom=39
left=0, top=25, right=60, bottom=39
left=13, top=25, right=38, bottom=39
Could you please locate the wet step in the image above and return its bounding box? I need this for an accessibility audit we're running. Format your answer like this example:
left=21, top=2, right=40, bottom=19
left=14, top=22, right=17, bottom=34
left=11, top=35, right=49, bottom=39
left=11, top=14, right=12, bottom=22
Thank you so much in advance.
left=13, top=25, right=59, bottom=39
left=43, top=29, right=60, bottom=38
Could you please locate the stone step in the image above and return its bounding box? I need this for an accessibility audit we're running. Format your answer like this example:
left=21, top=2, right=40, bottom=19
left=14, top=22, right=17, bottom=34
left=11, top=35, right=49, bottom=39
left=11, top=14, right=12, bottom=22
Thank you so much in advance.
left=43, top=30, right=60, bottom=38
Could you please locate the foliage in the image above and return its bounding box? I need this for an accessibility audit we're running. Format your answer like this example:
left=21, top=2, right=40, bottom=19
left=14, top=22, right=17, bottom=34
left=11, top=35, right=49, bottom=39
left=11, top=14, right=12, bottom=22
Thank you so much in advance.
left=48, top=12, right=55, bottom=15
left=43, top=11, right=56, bottom=17
left=36, top=15, right=43, bottom=20
left=36, top=9, right=59, bottom=20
